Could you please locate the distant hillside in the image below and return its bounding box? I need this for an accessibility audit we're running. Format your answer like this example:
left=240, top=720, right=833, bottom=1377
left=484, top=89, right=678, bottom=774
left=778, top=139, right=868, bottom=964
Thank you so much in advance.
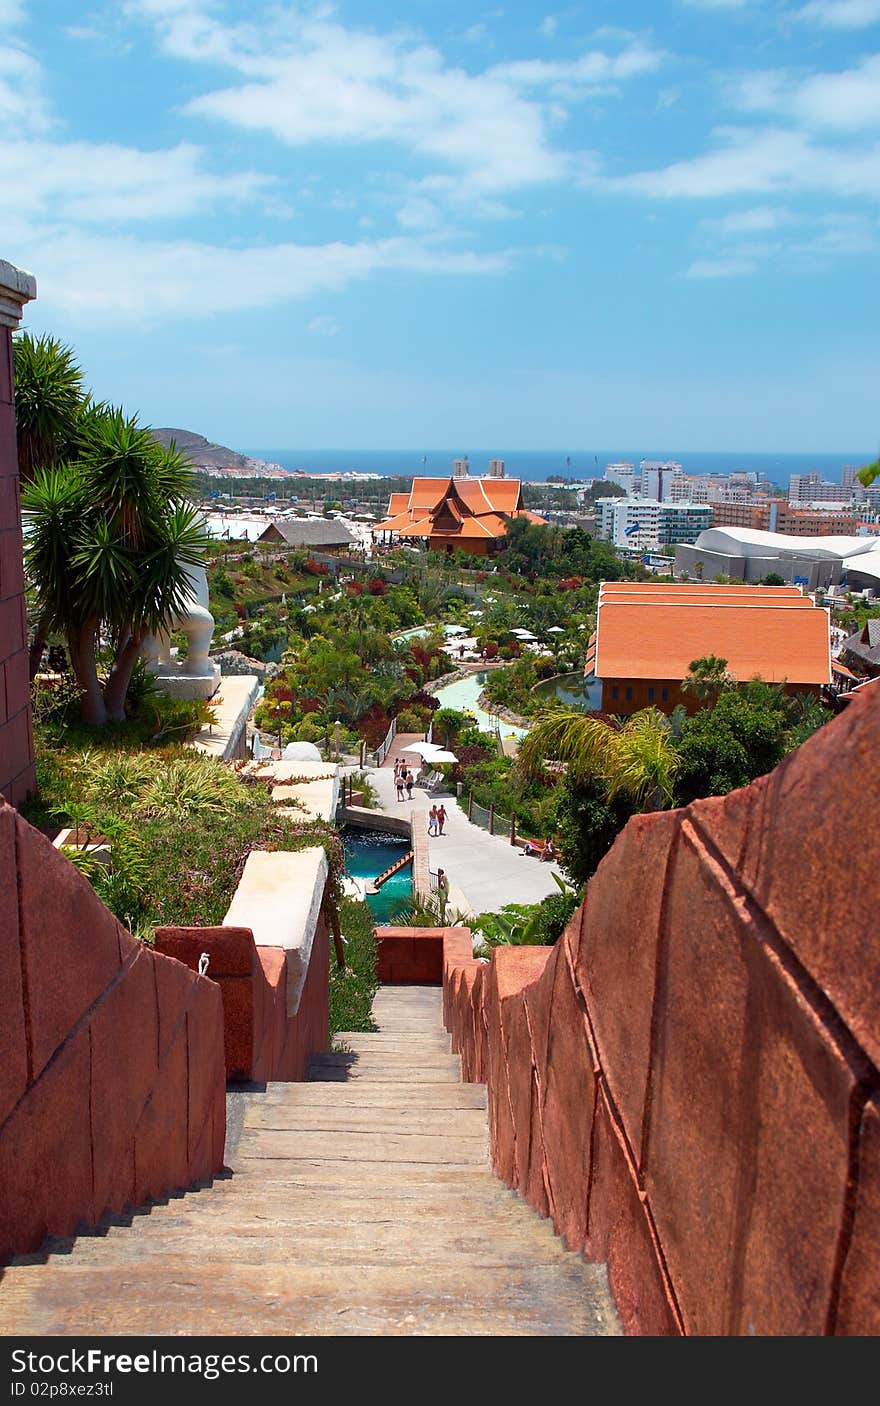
left=151, top=428, right=286, bottom=478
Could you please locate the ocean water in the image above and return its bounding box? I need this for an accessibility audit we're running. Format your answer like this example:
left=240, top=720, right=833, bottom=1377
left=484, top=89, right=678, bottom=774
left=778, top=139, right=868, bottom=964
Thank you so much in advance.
left=244, top=448, right=874, bottom=491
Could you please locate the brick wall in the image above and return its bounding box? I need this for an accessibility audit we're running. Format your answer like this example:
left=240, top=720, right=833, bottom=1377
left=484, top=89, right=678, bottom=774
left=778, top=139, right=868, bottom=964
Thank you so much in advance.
left=0, top=325, right=34, bottom=808
left=155, top=903, right=331, bottom=1083
left=442, top=683, right=880, bottom=1335
left=0, top=802, right=227, bottom=1261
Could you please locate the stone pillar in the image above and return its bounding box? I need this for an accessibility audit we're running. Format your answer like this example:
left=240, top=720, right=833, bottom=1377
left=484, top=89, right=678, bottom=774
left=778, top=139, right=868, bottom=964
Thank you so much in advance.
left=0, top=259, right=37, bottom=807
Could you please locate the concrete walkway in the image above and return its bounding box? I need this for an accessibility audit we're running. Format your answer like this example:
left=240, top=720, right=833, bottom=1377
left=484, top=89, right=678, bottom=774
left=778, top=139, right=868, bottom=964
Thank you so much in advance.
left=368, top=735, right=564, bottom=919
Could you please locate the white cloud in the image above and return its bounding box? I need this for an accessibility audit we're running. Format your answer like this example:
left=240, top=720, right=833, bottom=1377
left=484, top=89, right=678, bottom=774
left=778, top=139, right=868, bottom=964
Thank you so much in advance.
left=793, top=0, right=880, bottom=27
left=734, top=55, right=880, bottom=130
left=0, top=138, right=272, bottom=223
left=703, top=204, right=793, bottom=235
left=611, top=126, right=880, bottom=200
left=308, top=315, right=340, bottom=336
left=0, top=1, right=24, bottom=25
left=680, top=0, right=748, bottom=8
left=539, top=16, right=559, bottom=38
left=0, top=44, right=49, bottom=132
left=10, top=228, right=519, bottom=325
left=124, top=2, right=663, bottom=200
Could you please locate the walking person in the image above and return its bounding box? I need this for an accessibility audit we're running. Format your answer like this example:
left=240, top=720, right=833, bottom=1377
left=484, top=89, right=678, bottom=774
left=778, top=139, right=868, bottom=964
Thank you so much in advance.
left=437, top=803, right=447, bottom=835
left=428, top=804, right=439, bottom=836
left=395, top=769, right=405, bottom=802
left=405, top=769, right=414, bottom=801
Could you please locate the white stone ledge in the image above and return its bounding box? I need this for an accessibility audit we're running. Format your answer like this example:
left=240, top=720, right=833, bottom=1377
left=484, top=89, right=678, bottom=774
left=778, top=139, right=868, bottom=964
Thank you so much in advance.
left=223, top=847, right=328, bottom=1016
left=0, top=260, right=36, bottom=329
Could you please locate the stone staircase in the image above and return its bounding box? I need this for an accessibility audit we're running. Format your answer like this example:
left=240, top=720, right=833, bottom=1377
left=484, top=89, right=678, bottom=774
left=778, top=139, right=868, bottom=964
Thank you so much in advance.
left=0, top=987, right=619, bottom=1336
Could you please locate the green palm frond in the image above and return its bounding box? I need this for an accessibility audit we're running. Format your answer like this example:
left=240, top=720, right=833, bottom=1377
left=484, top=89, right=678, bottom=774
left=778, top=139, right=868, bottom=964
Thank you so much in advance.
left=13, top=333, right=85, bottom=480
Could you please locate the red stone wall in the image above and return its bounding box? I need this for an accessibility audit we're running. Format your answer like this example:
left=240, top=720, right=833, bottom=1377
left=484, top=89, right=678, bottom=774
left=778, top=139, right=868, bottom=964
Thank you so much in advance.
left=0, top=328, right=34, bottom=807
left=376, top=925, right=471, bottom=984
left=155, top=904, right=331, bottom=1083
left=442, top=684, right=880, bottom=1335
left=0, top=802, right=227, bottom=1262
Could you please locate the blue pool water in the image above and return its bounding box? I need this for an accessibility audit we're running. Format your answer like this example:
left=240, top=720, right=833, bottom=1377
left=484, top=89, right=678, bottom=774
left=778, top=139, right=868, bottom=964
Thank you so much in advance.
left=343, top=828, right=413, bottom=924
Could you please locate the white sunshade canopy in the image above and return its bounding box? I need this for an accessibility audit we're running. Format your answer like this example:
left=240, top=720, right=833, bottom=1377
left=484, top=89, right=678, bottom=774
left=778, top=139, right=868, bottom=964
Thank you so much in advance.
left=427, top=749, right=458, bottom=763
left=400, top=741, right=444, bottom=756
left=546, top=626, right=564, bottom=633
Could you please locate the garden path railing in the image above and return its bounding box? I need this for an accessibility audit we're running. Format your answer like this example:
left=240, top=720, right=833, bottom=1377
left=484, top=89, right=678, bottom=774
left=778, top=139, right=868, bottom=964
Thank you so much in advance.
left=465, top=791, right=516, bottom=844
left=371, top=715, right=398, bottom=768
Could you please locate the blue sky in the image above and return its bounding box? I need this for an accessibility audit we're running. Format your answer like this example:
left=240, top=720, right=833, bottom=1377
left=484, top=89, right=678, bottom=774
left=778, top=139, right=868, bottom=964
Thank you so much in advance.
left=2, top=0, right=878, bottom=451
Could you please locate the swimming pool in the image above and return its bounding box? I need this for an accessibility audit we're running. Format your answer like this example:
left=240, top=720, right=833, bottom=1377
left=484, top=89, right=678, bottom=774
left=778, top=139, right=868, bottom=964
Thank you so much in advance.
left=431, top=670, right=528, bottom=740
left=342, top=828, right=413, bottom=924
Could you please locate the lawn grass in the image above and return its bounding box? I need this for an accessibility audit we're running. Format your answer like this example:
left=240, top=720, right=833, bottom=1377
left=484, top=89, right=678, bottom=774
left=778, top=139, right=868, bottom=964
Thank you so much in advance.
left=330, top=897, right=378, bottom=1037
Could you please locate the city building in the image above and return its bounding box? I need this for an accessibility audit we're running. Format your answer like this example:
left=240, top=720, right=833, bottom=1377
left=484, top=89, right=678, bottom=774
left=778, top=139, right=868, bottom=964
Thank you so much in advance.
left=789, top=473, right=851, bottom=505
left=585, top=582, right=831, bottom=716
left=487, top=459, right=505, bottom=478
left=639, top=460, right=684, bottom=502
left=452, top=457, right=470, bottom=478
left=711, top=501, right=859, bottom=536
left=603, top=462, right=637, bottom=494
left=594, top=496, right=712, bottom=549
left=675, top=525, right=880, bottom=590
left=375, top=476, right=545, bottom=556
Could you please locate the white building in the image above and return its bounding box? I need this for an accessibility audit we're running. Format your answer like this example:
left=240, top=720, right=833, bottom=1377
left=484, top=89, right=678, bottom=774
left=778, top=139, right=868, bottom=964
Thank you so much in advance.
left=639, top=461, right=684, bottom=502
left=789, top=473, right=851, bottom=505
left=595, top=497, right=712, bottom=549
left=604, top=462, right=637, bottom=494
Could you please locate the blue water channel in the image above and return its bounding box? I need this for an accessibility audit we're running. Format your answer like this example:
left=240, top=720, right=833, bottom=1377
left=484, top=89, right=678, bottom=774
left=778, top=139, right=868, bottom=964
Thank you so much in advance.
left=342, top=828, right=413, bottom=924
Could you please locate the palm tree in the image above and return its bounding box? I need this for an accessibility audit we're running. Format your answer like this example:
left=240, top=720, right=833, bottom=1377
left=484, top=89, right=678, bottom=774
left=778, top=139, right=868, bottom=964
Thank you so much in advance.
left=13, top=334, right=85, bottom=482
left=681, top=654, right=732, bottom=708
left=23, top=407, right=209, bottom=724
left=518, top=705, right=679, bottom=810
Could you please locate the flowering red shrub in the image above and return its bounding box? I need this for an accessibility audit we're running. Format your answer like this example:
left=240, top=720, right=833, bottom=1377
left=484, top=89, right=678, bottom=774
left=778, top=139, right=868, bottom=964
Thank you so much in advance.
left=345, top=579, right=364, bottom=595
left=368, top=577, right=387, bottom=595
left=234, top=603, right=247, bottom=620
left=303, top=558, right=328, bottom=576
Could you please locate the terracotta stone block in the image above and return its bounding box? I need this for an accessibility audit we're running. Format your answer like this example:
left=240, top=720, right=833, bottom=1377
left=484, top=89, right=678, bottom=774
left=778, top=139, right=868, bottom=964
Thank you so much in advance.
left=836, top=1097, right=880, bottom=1335
left=0, top=1029, right=93, bottom=1260
left=586, top=1090, right=681, bottom=1336
left=0, top=528, right=24, bottom=602
left=134, top=1025, right=189, bottom=1204
left=541, top=940, right=597, bottom=1252
left=154, top=949, right=198, bottom=1063
left=0, top=806, right=27, bottom=1126
left=15, top=811, right=123, bottom=1080
left=644, top=820, right=860, bottom=1335
left=154, top=925, right=256, bottom=977
left=493, top=948, right=552, bottom=1200
left=578, top=808, right=680, bottom=1166
left=6, top=764, right=35, bottom=809
left=89, top=949, right=158, bottom=1218
left=186, top=979, right=226, bottom=1163
left=0, top=470, right=20, bottom=538
left=0, top=591, right=22, bottom=666
left=694, top=687, right=880, bottom=1070
left=216, top=974, right=255, bottom=1080
left=485, top=960, right=514, bottom=1183
left=0, top=328, right=12, bottom=402
left=0, top=660, right=6, bottom=728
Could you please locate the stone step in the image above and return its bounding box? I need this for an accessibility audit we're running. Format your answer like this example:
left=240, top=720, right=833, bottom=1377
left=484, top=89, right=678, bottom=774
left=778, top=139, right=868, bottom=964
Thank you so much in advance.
left=243, top=1105, right=486, bottom=1135
left=252, top=1082, right=487, bottom=1109
left=0, top=1260, right=620, bottom=1338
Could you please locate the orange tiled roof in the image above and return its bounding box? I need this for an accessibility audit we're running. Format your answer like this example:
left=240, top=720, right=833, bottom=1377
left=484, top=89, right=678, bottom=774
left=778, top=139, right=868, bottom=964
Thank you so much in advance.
left=377, top=476, right=529, bottom=542
left=594, top=587, right=830, bottom=685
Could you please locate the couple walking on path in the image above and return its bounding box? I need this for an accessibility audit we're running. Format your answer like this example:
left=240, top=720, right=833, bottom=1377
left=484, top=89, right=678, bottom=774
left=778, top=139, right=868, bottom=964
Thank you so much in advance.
left=393, top=757, right=414, bottom=802
left=428, top=804, right=447, bottom=837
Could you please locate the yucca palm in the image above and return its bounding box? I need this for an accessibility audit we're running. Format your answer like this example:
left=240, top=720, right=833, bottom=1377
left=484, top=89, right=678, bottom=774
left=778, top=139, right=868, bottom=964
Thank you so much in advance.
left=518, top=705, right=679, bottom=810
left=23, top=407, right=209, bottom=724
left=13, top=333, right=85, bottom=482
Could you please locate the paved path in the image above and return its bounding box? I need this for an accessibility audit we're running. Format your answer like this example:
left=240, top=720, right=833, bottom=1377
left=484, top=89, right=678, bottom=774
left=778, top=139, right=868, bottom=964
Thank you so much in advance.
left=370, top=736, right=564, bottom=918
left=0, top=989, right=618, bottom=1337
